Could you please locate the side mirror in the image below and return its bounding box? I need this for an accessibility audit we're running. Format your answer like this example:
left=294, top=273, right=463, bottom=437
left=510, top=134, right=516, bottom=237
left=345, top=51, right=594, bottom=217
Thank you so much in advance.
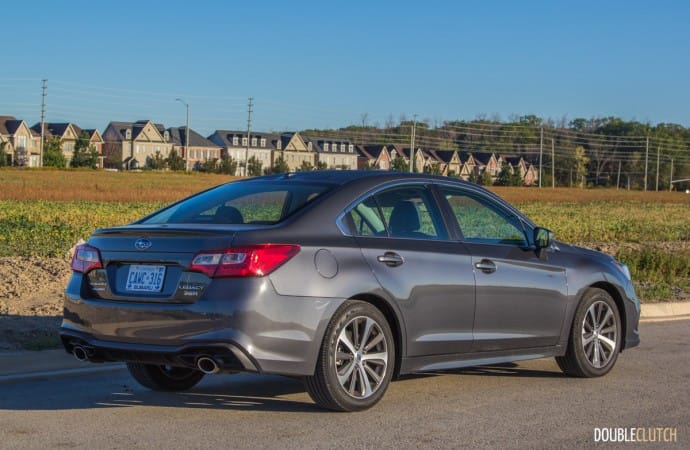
left=534, top=227, right=554, bottom=249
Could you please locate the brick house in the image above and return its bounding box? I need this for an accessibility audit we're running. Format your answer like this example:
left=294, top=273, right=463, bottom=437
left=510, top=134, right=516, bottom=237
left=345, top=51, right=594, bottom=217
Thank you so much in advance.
left=208, top=130, right=275, bottom=175
left=307, top=137, right=358, bottom=170
left=102, top=120, right=173, bottom=169
left=168, top=127, right=222, bottom=170
left=0, top=116, right=40, bottom=166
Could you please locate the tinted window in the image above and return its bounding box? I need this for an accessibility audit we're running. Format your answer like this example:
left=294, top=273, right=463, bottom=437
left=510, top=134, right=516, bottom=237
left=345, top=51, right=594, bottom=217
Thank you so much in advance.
left=346, top=185, right=447, bottom=240
left=440, top=187, right=527, bottom=245
left=140, top=181, right=333, bottom=225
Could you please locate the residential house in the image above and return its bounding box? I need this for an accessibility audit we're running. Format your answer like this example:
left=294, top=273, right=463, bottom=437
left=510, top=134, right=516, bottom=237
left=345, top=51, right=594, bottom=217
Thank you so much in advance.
left=102, top=120, right=173, bottom=169
left=307, top=137, right=358, bottom=170
left=0, top=116, right=40, bottom=166
left=458, top=152, right=481, bottom=180
left=30, top=123, right=81, bottom=165
left=208, top=130, right=275, bottom=175
left=388, top=144, right=426, bottom=172
left=273, top=132, right=315, bottom=171
left=478, top=152, right=501, bottom=180
left=356, top=145, right=391, bottom=170
left=429, top=150, right=462, bottom=176
left=168, top=127, right=222, bottom=170
left=79, top=128, right=105, bottom=168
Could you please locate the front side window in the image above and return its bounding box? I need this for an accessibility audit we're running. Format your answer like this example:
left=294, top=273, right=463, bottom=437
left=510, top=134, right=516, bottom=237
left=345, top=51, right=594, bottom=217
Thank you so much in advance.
left=440, top=187, right=527, bottom=246
left=344, top=185, right=446, bottom=240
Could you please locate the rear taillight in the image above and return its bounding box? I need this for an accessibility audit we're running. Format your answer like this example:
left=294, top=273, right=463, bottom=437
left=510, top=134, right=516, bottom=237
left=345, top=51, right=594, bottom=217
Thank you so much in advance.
left=190, top=244, right=300, bottom=278
left=71, top=244, right=103, bottom=273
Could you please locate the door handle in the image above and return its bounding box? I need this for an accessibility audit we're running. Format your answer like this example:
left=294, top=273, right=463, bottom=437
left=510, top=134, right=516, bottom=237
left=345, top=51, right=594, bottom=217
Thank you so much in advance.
left=377, top=252, right=404, bottom=267
left=474, top=259, right=496, bottom=274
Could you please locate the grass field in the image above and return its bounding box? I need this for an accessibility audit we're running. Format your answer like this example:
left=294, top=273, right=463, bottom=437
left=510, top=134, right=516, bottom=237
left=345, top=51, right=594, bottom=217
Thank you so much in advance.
left=1, top=169, right=688, bottom=301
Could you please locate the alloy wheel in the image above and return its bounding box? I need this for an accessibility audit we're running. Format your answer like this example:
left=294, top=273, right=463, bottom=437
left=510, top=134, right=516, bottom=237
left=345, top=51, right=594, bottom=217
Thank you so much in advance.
left=335, top=316, right=388, bottom=399
left=581, top=300, right=618, bottom=368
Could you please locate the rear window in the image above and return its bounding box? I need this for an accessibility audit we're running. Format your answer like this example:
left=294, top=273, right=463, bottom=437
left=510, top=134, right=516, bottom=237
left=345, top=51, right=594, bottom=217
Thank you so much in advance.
left=139, top=181, right=333, bottom=225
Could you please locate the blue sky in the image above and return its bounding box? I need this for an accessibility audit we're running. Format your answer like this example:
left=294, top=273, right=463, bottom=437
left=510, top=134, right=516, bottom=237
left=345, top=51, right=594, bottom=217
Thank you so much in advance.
left=2, top=0, right=689, bottom=135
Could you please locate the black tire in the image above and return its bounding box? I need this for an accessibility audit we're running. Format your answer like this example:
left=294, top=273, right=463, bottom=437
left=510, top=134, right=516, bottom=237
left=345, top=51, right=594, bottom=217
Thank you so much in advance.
left=305, top=300, right=395, bottom=412
left=556, top=288, right=622, bottom=378
left=126, top=363, right=205, bottom=391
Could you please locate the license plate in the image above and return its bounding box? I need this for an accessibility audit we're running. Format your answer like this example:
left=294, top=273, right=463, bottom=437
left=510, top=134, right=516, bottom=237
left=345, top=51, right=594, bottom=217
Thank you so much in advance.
left=125, top=265, right=166, bottom=292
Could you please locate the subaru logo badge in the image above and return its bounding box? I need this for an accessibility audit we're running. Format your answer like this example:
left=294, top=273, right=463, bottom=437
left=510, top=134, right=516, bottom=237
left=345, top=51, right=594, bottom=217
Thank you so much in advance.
left=134, top=238, right=152, bottom=250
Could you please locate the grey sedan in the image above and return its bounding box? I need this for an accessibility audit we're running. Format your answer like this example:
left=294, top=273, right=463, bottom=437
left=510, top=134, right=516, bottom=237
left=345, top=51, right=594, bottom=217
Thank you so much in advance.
left=61, top=171, right=640, bottom=411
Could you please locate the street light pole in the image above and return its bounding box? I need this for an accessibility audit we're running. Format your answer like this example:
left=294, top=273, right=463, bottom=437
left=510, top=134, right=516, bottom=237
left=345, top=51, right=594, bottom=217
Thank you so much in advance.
left=175, top=98, right=189, bottom=171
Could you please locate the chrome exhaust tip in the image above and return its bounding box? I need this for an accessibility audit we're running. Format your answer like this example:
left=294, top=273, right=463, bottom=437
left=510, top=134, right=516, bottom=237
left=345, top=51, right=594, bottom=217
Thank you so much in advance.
left=73, top=345, right=89, bottom=362
left=196, top=356, right=220, bottom=374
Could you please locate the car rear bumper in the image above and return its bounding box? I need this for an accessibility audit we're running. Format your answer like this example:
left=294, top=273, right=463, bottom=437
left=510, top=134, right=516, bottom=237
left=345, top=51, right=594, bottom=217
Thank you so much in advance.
left=60, top=276, right=346, bottom=376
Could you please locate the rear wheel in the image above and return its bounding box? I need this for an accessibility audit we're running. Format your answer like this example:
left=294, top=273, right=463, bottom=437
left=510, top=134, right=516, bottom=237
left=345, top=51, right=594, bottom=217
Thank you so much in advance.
left=126, top=363, right=205, bottom=391
left=305, top=300, right=394, bottom=411
left=556, top=288, right=621, bottom=377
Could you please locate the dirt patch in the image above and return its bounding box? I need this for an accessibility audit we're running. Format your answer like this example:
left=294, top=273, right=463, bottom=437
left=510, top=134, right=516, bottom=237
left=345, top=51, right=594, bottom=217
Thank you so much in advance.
left=0, top=257, right=70, bottom=351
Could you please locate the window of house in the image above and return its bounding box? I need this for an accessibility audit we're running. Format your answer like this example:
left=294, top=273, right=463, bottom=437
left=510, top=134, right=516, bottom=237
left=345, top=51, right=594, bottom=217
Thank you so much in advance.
left=340, top=143, right=346, bottom=152
left=136, top=145, right=140, bottom=154
left=242, top=137, right=248, bottom=146
left=233, top=136, right=239, bottom=146
left=349, top=144, right=354, bottom=152
left=260, top=138, right=266, bottom=147
left=324, top=143, right=329, bottom=152
left=251, top=137, right=257, bottom=146
left=277, top=141, right=282, bottom=150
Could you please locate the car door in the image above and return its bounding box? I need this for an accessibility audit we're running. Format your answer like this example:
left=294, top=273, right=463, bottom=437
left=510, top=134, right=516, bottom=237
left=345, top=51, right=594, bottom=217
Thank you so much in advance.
left=343, top=184, right=475, bottom=357
left=437, top=185, right=568, bottom=352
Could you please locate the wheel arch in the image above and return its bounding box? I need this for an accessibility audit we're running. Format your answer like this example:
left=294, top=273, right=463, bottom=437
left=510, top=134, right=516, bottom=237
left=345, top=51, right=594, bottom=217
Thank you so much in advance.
left=350, top=293, right=405, bottom=379
left=588, top=281, right=627, bottom=351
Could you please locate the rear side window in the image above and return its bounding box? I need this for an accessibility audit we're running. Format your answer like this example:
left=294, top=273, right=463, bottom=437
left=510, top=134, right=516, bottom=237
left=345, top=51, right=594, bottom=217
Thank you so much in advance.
left=140, top=181, right=333, bottom=225
left=345, top=185, right=447, bottom=240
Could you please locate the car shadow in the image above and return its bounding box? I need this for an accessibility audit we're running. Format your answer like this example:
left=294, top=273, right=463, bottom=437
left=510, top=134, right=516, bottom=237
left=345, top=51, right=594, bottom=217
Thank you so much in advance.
left=0, top=371, right=323, bottom=413
left=397, top=362, right=565, bottom=381
left=1, top=362, right=564, bottom=413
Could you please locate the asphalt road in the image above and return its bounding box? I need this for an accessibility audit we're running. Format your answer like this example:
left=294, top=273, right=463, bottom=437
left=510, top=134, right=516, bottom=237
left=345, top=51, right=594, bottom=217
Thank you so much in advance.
left=0, top=319, right=687, bottom=449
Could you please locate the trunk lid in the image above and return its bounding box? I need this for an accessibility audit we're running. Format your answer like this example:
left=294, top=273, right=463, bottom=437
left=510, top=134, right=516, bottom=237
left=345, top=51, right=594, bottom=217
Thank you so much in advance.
left=84, top=225, right=236, bottom=303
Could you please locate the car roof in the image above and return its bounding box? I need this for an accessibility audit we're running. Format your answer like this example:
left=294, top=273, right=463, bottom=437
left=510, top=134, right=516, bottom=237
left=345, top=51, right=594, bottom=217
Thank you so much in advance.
left=246, top=170, right=471, bottom=186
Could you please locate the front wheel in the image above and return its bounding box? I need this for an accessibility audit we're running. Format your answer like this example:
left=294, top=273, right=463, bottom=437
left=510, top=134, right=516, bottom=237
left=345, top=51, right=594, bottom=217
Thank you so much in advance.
left=305, top=300, right=395, bottom=411
left=556, top=288, right=621, bottom=378
left=127, top=363, right=205, bottom=391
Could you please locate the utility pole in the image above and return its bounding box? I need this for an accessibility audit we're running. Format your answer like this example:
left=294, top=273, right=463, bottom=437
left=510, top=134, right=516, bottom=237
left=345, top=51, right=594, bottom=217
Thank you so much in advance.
left=669, top=158, right=674, bottom=192
left=40, top=79, right=47, bottom=167
left=616, top=160, right=621, bottom=190
left=644, top=136, right=649, bottom=192
left=409, top=114, right=417, bottom=173
left=655, top=147, right=660, bottom=191
left=175, top=98, right=189, bottom=171
left=551, top=138, right=555, bottom=189
left=539, top=127, right=543, bottom=188
left=245, top=97, right=253, bottom=176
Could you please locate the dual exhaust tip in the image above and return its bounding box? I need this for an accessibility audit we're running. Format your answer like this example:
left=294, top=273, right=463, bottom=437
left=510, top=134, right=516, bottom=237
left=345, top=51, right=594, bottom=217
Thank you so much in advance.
left=195, top=356, right=220, bottom=374
left=72, top=345, right=91, bottom=362
left=72, top=345, right=221, bottom=375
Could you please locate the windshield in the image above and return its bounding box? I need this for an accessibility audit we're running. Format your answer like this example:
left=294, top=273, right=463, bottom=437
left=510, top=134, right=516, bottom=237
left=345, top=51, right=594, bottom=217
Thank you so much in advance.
left=139, top=180, right=334, bottom=225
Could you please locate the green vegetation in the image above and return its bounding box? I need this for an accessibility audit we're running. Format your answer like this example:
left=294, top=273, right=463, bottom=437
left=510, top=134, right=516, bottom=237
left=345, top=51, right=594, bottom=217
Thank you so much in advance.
left=71, top=132, right=100, bottom=168
left=0, top=170, right=687, bottom=302
left=42, top=137, right=67, bottom=168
